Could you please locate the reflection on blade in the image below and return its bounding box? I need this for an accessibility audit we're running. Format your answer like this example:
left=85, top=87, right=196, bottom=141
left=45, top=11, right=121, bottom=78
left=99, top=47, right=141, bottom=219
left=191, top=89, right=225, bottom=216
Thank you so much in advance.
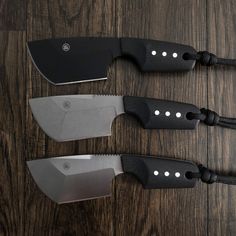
left=27, top=155, right=123, bottom=203
left=29, top=95, right=124, bottom=141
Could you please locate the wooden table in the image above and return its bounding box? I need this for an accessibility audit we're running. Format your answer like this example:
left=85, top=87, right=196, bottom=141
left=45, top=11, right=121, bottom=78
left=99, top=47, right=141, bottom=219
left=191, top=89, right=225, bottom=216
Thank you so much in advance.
left=0, top=0, right=236, bottom=235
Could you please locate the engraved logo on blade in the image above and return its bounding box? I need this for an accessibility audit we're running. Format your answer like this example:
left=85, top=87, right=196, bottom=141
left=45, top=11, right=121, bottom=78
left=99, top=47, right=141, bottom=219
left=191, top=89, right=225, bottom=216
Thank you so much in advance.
left=63, top=162, right=71, bottom=170
left=62, top=43, right=70, bottom=52
left=63, top=101, right=71, bottom=109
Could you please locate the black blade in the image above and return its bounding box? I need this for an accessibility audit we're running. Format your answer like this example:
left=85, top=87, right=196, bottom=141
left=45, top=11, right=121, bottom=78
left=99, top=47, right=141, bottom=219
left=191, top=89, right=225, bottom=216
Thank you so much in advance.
left=27, top=37, right=121, bottom=85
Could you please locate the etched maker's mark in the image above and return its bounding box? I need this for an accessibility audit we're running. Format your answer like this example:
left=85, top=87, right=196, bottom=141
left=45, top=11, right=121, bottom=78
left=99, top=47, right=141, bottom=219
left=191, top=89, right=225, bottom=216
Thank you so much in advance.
left=62, top=43, right=70, bottom=52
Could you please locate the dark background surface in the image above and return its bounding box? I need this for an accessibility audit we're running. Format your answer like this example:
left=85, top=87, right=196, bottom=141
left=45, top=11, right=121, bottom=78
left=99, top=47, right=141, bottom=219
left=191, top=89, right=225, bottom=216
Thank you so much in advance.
left=0, top=0, right=236, bottom=235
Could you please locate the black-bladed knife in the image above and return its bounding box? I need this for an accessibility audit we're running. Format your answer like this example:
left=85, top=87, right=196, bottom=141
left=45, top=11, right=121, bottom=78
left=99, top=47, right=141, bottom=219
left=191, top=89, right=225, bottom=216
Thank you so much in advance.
left=27, top=37, right=236, bottom=85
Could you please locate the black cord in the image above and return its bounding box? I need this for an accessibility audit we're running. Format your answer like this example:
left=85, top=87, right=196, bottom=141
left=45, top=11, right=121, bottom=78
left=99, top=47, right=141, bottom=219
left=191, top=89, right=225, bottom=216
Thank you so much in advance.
left=183, top=51, right=236, bottom=67
left=187, top=108, right=236, bottom=129
left=187, top=165, right=236, bottom=185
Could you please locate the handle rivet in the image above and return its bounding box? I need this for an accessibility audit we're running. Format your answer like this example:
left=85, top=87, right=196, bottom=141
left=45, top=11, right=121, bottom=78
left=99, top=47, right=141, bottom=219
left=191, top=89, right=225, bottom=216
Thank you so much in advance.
left=151, top=50, right=157, bottom=55
left=165, top=111, right=170, bottom=116
left=173, top=52, right=178, bottom=58
left=164, top=171, right=170, bottom=176
left=175, top=172, right=181, bottom=178
left=154, top=110, right=160, bottom=116
left=176, top=112, right=181, bottom=118
left=154, top=170, right=159, bottom=176
left=162, top=51, right=167, bottom=57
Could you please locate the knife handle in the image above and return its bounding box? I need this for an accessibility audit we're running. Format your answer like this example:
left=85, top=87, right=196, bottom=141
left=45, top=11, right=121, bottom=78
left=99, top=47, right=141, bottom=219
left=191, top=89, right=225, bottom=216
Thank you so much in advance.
left=121, top=155, right=199, bottom=188
left=120, top=38, right=196, bottom=72
left=123, top=96, right=200, bottom=129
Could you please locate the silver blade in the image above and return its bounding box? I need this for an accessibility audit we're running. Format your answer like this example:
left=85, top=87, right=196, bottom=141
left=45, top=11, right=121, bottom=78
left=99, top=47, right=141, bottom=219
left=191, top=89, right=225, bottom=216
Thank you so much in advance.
left=27, top=155, right=123, bottom=203
left=29, top=95, right=124, bottom=141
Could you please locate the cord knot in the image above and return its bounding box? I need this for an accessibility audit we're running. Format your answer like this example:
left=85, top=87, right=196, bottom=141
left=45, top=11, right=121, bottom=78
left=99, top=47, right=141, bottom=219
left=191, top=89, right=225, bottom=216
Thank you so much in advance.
left=200, top=108, right=220, bottom=126
left=197, top=51, right=218, bottom=66
left=199, top=165, right=218, bottom=184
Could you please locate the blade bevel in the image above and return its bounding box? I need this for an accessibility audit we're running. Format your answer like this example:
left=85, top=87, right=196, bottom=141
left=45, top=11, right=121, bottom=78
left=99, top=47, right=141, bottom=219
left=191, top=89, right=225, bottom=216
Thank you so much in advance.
left=29, top=95, right=125, bottom=141
left=27, top=155, right=123, bottom=203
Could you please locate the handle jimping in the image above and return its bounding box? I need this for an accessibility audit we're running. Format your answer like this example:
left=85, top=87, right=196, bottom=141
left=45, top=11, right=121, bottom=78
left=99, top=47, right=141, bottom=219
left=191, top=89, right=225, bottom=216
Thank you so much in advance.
left=121, top=155, right=236, bottom=189
left=120, top=38, right=236, bottom=72
left=123, top=96, right=236, bottom=130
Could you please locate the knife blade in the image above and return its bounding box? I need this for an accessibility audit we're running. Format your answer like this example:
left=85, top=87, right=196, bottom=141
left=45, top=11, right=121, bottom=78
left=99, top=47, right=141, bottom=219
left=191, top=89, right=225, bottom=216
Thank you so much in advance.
left=27, top=37, right=196, bottom=84
left=29, top=95, right=200, bottom=142
left=27, top=154, right=199, bottom=203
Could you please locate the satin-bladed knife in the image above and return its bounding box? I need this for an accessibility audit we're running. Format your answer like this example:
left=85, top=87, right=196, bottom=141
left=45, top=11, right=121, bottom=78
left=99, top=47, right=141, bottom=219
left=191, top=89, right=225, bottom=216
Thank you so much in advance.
left=28, top=154, right=236, bottom=204
left=27, top=154, right=199, bottom=203
left=29, top=95, right=201, bottom=142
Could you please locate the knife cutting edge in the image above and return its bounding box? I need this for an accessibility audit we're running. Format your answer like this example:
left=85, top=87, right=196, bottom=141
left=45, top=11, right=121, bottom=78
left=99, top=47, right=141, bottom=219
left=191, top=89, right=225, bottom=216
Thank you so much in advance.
left=27, top=154, right=236, bottom=204
left=27, top=37, right=236, bottom=85
left=29, top=95, right=236, bottom=142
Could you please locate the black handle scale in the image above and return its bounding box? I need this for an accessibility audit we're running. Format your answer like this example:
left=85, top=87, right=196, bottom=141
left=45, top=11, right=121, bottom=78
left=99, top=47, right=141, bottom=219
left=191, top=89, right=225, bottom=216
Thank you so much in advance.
left=123, top=96, right=200, bottom=129
left=121, top=38, right=196, bottom=72
left=121, top=155, right=199, bottom=188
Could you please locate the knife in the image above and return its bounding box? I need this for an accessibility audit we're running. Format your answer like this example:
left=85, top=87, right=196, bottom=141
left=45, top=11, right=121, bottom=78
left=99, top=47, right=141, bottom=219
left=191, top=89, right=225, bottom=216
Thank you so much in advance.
left=27, top=154, right=236, bottom=204
left=27, top=37, right=236, bottom=85
left=27, top=154, right=199, bottom=203
left=29, top=94, right=236, bottom=142
left=29, top=95, right=200, bottom=141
